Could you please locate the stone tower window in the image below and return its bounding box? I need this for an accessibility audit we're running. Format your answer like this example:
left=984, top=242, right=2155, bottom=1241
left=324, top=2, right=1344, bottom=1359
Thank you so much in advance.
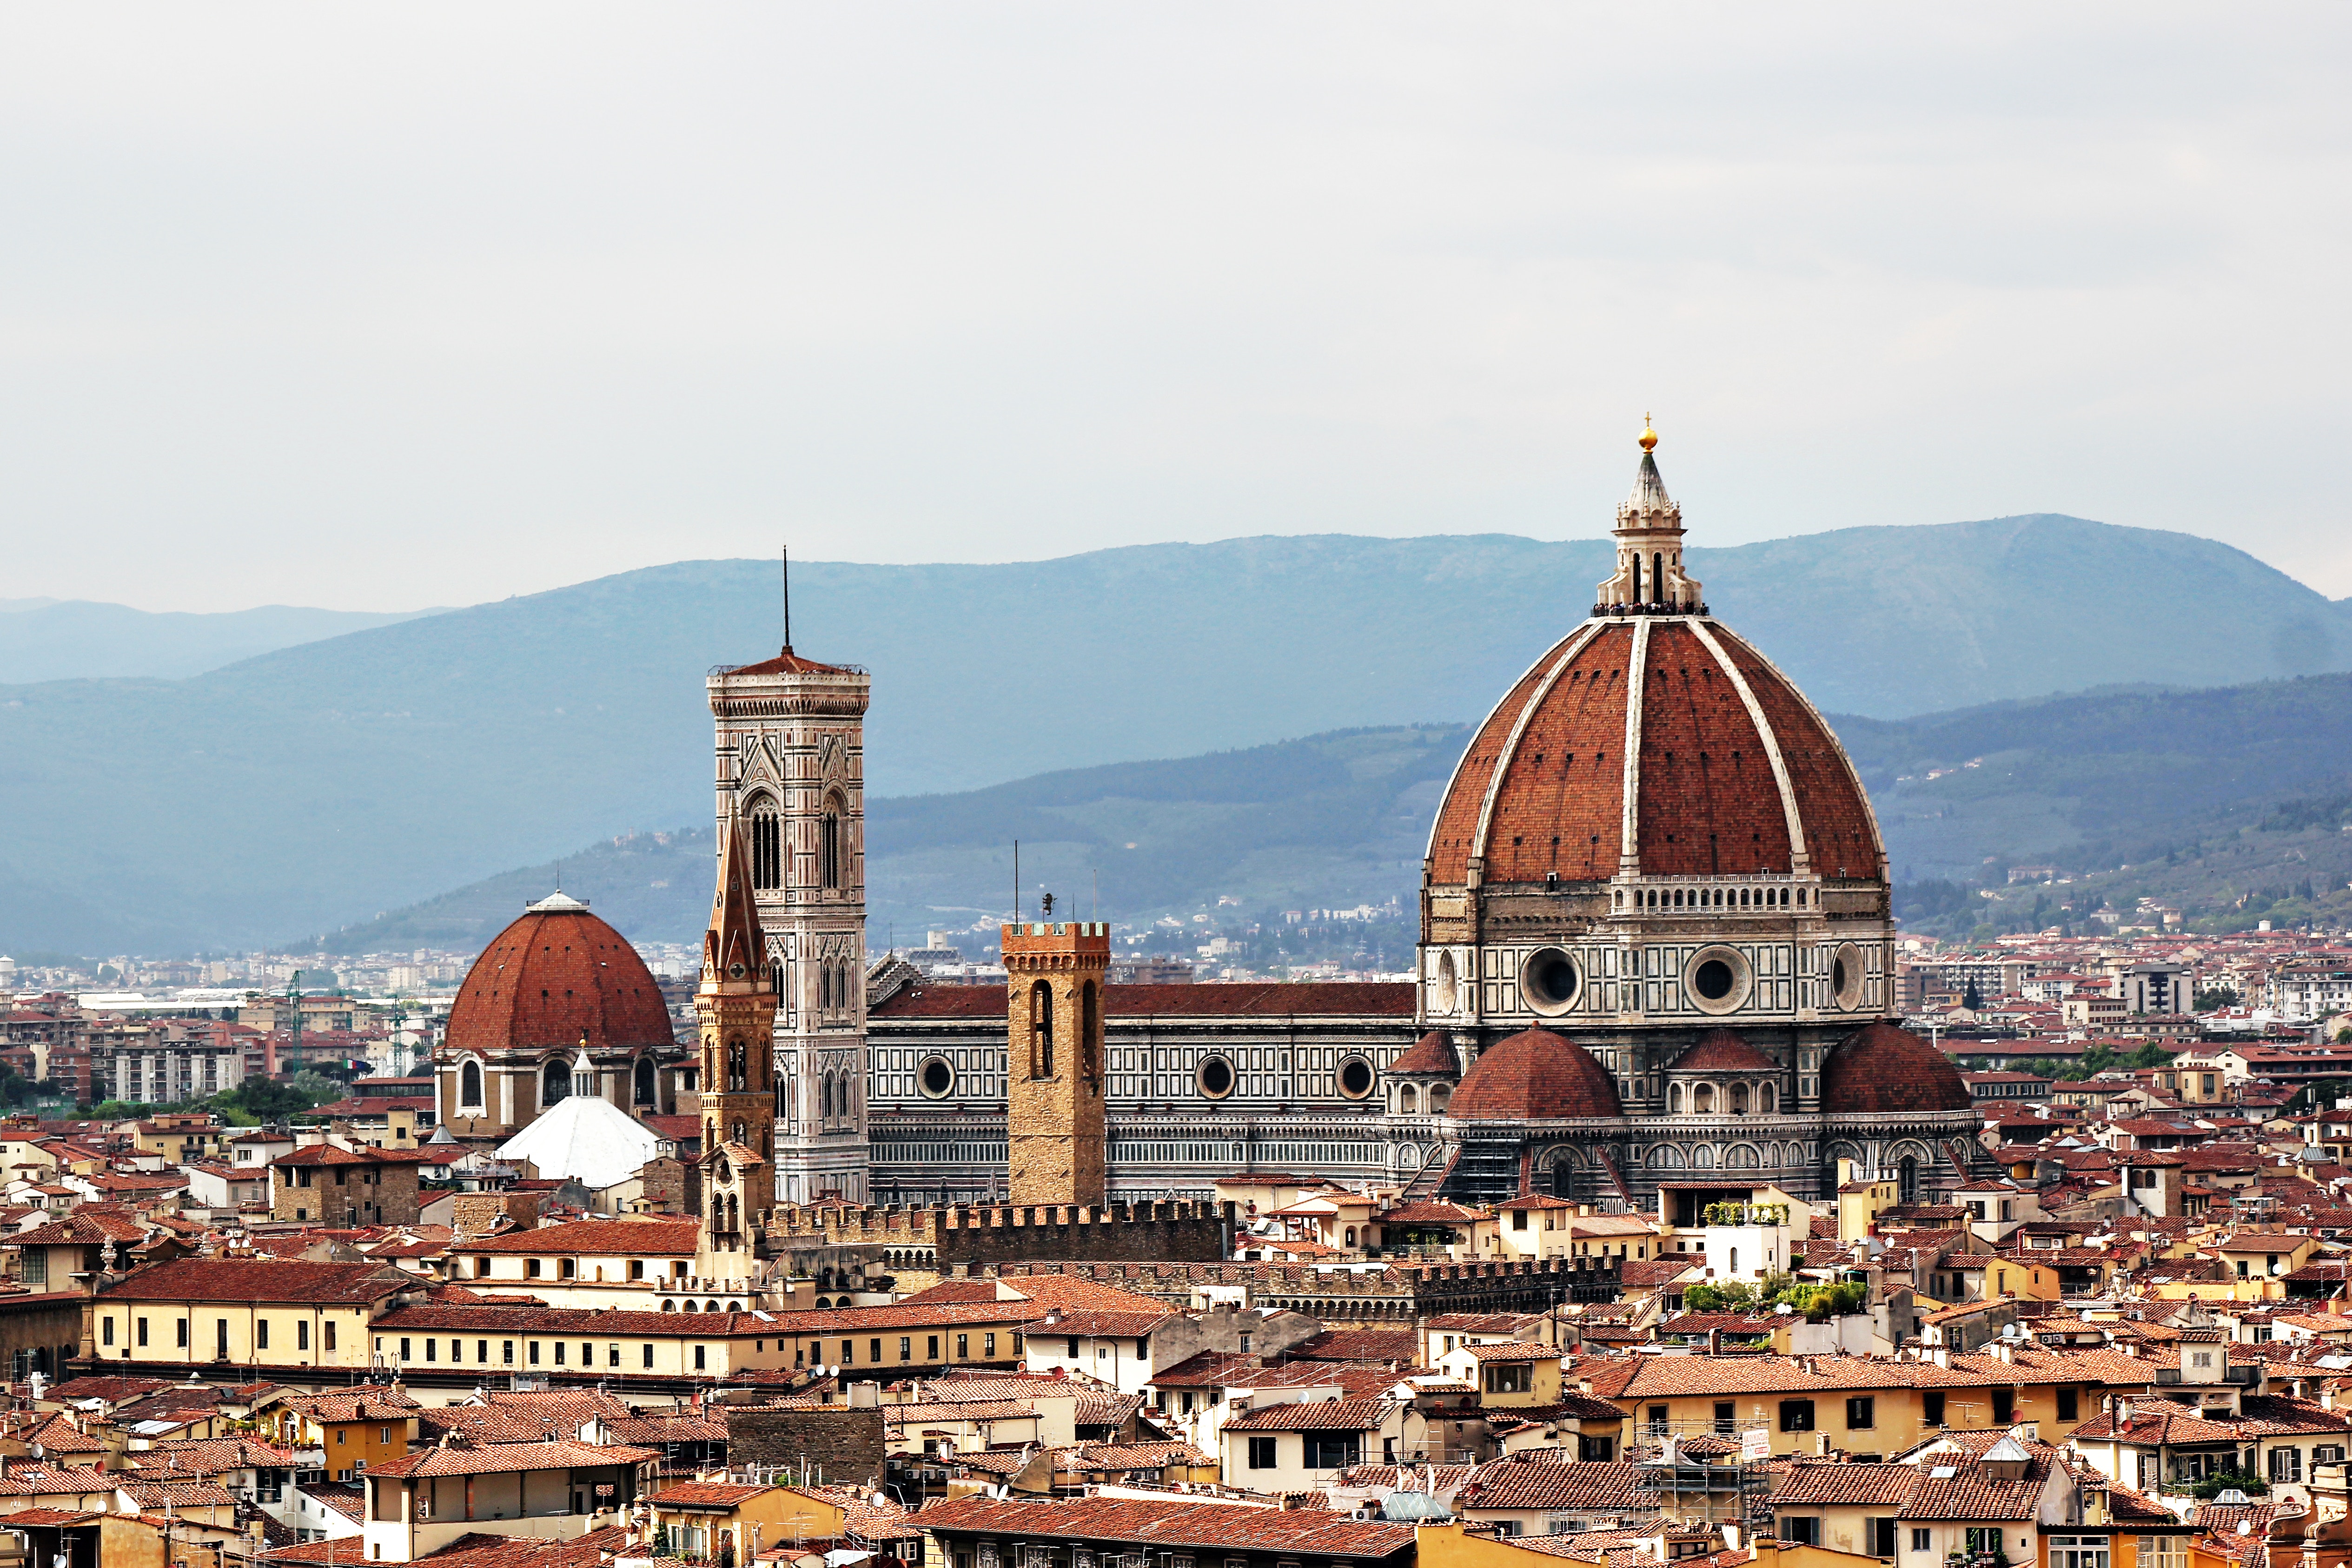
left=632, top=1058, right=655, bottom=1106
left=1029, top=981, right=1055, bottom=1079
left=542, top=1058, right=569, bottom=1107
left=1080, top=981, right=1100, bottom=1080
left=459, top=1060, right=483, bottom=1111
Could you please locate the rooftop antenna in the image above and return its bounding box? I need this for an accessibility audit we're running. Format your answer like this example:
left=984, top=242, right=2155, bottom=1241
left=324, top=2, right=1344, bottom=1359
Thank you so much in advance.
left=1013, top=840, right=1020, bottom=929
left=782, top=544, right=792, bottom=652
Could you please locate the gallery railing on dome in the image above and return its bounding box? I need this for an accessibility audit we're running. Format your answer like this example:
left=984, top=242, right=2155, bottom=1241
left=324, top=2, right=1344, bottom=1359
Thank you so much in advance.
left=706, top=661, right=869, bottom=676
left=1591, top=601, right=1711, bottom=616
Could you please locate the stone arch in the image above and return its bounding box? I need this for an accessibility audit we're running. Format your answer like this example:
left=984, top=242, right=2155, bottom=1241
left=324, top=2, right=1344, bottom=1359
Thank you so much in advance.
left=1668, top=1082, right=1683, bottom=1114
left=1691, top=1144, right=1716, bottom=1169
left=1724, top=1144, right=1761, bottom=1170
left=1428, top=1085, right=1451, bottom=1115
left=1646, top=1144, right=1685, bottom=1169
left=1758, top=1081, right=1776, bottom=1114
left=1398, top=1084, right=1419, bottom=1115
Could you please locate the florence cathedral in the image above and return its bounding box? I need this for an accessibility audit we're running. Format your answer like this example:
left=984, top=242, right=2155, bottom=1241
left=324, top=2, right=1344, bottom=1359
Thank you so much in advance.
left=437, top=425, right=1983, bottom=1215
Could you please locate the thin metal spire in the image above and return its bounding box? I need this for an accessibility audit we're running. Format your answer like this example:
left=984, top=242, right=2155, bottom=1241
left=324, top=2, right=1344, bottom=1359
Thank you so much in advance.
left=782, top=544, right=792, bottom=651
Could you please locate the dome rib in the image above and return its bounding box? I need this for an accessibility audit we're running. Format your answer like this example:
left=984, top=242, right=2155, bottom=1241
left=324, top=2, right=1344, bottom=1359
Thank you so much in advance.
left=1468, top=619, right=1610, bottom=869
left=1686, top=619, right=1809, bottom=875
left=1449, top=1026, right=1622, bottom=1121
left=1710, top=625, right=1885, bottom=880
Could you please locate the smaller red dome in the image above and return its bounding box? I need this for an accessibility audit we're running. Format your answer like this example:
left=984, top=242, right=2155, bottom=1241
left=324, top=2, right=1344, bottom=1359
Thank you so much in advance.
left=1672, top=1030, right=1778, bottom=1073
left=1821, top=1022, right=1971, bottom=1113
left=1450, top=1027, right=1622, bottom=1120
left=444, top=893, right=677, bottom=1058
left=1389, top=1031, right=1461, bottom=1078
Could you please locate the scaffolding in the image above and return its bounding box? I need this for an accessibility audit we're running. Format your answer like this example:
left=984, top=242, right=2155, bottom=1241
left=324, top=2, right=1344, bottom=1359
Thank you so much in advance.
left=1629, top=1420, right=1777, bottom=1537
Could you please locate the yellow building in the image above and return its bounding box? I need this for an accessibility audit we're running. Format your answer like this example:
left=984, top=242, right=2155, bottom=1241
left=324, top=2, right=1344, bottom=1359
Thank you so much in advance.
left=86, top=1257, right=420, bottom=1372
left=258, top=1385, right=424, bottom=1484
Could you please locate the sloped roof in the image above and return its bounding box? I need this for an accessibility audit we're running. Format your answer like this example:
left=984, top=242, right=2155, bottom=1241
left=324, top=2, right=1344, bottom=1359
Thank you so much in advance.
left=494, top=1096, right=664, bottom=1191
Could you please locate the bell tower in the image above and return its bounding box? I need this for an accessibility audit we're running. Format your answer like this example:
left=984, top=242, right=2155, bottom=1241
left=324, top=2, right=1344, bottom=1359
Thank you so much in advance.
left=696, top=817, right=776, bottom=1267
left=708, top=634, right=872, bottom=1204
left=1003, top=904, right=1110, bottom=1207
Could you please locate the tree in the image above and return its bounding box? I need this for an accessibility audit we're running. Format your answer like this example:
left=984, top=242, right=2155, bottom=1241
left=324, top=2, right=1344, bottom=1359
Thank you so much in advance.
left=1962, top=980, right=1984, bottom=1010
left=212, top=1078, right=331, bottom=1121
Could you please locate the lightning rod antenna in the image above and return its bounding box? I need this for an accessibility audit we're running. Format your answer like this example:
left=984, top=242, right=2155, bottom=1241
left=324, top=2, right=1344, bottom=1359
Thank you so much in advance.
left=782, top=544, right=791, bottom=651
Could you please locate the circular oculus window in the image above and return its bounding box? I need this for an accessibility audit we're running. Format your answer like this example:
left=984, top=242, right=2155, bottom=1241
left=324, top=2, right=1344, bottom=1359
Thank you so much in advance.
left=1683, top=945, right=1754, bottom=1016
left=918, top=1056, right=956, bottom=1099
left=1519, top=947, right=1583, bottom=1016
left=1337, top=1057, right=1376, bottom=1099
left=1830, top=941, right=1867, bottom=1012
left=1196, top=1055, right=1236, bottom=1099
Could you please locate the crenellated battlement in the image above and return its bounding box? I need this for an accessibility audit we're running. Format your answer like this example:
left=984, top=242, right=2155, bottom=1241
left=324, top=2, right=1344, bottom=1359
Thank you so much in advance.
left=761, top=1199, right=1233, bottom=1286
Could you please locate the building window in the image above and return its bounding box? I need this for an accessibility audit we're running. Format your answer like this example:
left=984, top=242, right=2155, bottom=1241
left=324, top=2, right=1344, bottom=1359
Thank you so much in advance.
left=644, top=1345, right=654, bottom=1368
left=20, top=1250, right=44, bottom=1288
left=1922, top=1392, right=1945, bottom=1425
left=102, top=1317, right=114, bottom=1347
left=459, top=1060, right=483, bottom=1109
left=1780, top=1399, right=1815, bottom=1432
left=820, top=801, right=844, bottom=890
left=2272, top=1449, right=2303, bottom=1483
left=1991, top=1389, right=2014, bottom=1423
left=1912, top=1531, right=1932, bottom=1554
left=1248, top=1435, right=1279, bottom=1469
left=258, top=1321, right=271, bottom=1350
left=2058, top=1388, right=2079, bottom=1421
left=1782, top=1519, right=1821, bottom=1547
left=1029, top=982, right=1054, bottom=1079
left=177, top=1318, right=189, bottom=1349
left=695, top=1345, right=707, bottom=1370
left=2050, top=1539, right=2109, bottom=1568
left=1869, top=1520, right=1897, bottom=1558
left=2138, top=1538, right=2186, bottom=1568
left=1847, top=1397, right=1874, bottom=1430
left=325, top=1322, right=337, bottom=1351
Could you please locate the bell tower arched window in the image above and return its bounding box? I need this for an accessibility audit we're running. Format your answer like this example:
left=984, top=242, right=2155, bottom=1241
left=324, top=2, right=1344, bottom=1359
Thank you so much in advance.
left=748, top=794, right=782, bottom=891
left=819, top=793, right=845, bottom=891
left=728, top=1039, right=749, bottom=1092
left=1029, top=981, right=1054, bottom=1079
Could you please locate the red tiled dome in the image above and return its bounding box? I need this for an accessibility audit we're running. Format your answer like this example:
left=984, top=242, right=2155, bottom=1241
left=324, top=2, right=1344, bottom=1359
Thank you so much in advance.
left=1424, top=618, right=1882, bottom=885
left=1672, top=1030, right=1778, bottom=1073
left=444, top=894, right=676, bottom=1058
left=1449, top=1027, right=1622, bottom=1120
left=1821, top=1021, right=1972, bottom=1114
left=1388, top=1030, right=1461, bottom=1078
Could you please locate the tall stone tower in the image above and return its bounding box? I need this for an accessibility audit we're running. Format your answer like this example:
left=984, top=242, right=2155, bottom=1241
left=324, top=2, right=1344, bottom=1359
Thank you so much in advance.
left=1003, top=912, right=1110, bottom=1207
left=696, top=818, right=775, bottom=1270
left=708, top=642, right=873, bottom=1203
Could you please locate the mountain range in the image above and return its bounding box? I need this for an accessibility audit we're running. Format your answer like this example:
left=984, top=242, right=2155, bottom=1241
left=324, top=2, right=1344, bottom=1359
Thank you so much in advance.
left=3, top=513, right=2348, bottom=955
left=0, top=599, right=438, bottom=683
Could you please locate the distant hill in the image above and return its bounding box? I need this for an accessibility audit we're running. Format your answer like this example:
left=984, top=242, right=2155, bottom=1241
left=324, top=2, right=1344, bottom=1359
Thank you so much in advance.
left=0, top=600, right=443, bottom=682
left=331, top=670, right=2352, bottom=959
left=315, top=725, right=1467, bottom=954
left=4, top=516, right=2349, bottom=954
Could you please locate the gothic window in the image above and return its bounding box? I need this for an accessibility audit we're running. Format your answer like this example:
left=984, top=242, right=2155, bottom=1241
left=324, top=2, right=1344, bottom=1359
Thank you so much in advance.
left=1081, top=982, right=1100, bottom=1081
left=633, top=1058, right=655, bottom=1106
left=1897, top=1154, right=1920, bottom=1203
left=732, top=1119, right=746, bottom=1145
left=1632, top=555, right=1643, bottom=601
left=749, top=794, right=783, bottom=891
left=820, top=795, right=845, bottom=891
left=1029, top=981, right=1054, bottom=1079
left=770, top=959, right=784, bottom=994
left=1652, top=551, right=1664, bottom=603
left=542, top=1058, right=570, bottom=1108
left=459, top=1060, right=483, bottom=1110
left=728, top=1040, right=749, bottom=1092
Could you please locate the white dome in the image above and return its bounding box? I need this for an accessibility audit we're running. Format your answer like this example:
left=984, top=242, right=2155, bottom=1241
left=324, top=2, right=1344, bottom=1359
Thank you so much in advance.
left=495, top=1093, right=662, bottom=1191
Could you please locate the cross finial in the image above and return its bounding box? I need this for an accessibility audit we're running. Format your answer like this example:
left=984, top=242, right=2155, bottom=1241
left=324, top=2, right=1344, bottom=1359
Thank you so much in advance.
left=1639, top=413, right=1658, bottom=453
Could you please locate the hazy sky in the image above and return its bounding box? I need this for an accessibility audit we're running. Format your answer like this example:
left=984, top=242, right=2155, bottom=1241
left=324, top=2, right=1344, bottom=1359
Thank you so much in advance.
left=3, top=7, right=2348, bottom=610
